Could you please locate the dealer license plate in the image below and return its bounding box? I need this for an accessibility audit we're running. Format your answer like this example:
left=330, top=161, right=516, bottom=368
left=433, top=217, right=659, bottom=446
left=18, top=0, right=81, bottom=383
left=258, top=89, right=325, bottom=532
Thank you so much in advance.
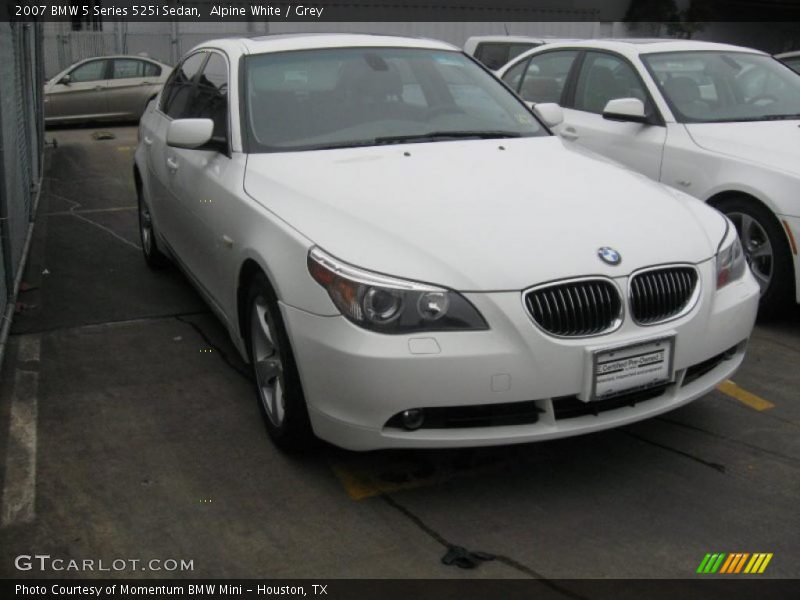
left=592, top=338, right=674, bottom=401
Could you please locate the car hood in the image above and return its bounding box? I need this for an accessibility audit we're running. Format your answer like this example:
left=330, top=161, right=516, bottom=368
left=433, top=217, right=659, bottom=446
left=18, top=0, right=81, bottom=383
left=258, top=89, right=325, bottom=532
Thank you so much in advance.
left=685, top=120, right=800, bottom=177
left=244, top=137, right=726, bottom=291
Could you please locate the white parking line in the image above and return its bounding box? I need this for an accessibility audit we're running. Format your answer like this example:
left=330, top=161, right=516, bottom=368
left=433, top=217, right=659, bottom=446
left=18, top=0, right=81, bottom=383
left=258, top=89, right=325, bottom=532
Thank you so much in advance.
left=16, top=335, right=41, bottom=363
left=1, top=335, right=40, bottom=527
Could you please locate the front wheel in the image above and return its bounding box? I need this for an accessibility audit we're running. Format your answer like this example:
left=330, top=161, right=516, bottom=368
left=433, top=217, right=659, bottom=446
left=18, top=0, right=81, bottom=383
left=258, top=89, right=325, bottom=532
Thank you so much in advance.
left=246, top=273, right=316, bottom=452
left=716, top=197, right=794, bottom=316
left=137, top=181, right=169, bottom=269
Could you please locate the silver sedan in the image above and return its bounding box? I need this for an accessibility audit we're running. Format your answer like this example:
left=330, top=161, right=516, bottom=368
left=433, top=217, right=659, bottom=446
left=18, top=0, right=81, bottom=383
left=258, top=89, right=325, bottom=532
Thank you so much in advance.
left=45, top=55, right=171, bottom=124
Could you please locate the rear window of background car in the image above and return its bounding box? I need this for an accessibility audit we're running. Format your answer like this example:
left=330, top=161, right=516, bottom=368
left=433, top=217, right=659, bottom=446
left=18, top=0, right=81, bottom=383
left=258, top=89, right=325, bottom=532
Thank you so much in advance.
left=113, top=59, right=161, bottom=79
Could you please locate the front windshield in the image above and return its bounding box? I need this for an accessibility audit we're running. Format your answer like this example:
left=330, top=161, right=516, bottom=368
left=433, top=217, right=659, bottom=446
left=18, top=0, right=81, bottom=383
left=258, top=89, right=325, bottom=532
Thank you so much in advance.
left=243, top=47, right=545, bottom=152
left=642, top=51, right=800, bottom=123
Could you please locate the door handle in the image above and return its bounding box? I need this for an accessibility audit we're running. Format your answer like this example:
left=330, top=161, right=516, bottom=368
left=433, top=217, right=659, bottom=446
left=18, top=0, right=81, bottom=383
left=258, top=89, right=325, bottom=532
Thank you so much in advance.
left=166, top=157, right=179, bottom=171
left=94, top=85, right=104, bottom=91
left=143, top=136, right=153, bottom=146
left=140, top=81, right=153, bottom=86
left=560, top=127, right=579, bottom=141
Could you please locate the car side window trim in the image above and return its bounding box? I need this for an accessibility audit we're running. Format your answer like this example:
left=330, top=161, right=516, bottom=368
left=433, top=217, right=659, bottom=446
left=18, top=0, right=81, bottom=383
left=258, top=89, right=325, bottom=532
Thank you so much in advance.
left=560, top=50, right=586, bottom=108
left=568, top=48, right=666, bottom=126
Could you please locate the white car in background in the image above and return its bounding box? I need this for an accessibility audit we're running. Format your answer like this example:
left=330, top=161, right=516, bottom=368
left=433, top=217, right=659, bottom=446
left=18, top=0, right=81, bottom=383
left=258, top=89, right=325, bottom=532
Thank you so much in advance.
left=464, top=35, right=579, bottom=70
left=497, top=39, right=800, bottom=314
left=134, top=34, right=758, bottom=451
left=775, top=50, right=800, bottom=73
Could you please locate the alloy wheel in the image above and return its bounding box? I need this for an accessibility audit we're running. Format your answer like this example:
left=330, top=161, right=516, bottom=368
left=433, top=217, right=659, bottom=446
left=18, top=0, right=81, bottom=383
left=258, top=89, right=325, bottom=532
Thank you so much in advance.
left=250, top=297, right=285, bottom=427
left=139, top=199, right=153, bottom=255
left=727, top=211, right=773, bottom=295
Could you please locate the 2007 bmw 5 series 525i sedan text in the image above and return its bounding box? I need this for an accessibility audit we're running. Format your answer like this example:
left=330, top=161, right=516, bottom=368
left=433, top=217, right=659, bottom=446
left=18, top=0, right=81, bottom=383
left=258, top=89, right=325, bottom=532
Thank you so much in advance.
left=133, top=34, right=760, bottom=451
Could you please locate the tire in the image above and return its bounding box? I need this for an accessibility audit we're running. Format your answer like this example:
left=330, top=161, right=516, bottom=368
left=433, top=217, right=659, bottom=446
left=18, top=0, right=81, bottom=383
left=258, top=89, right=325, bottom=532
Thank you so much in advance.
left=245, top=273, right=316, bottom=452
left=137, top=180, right=170, bottom=269
left=716, top=196, right=794, bottom=317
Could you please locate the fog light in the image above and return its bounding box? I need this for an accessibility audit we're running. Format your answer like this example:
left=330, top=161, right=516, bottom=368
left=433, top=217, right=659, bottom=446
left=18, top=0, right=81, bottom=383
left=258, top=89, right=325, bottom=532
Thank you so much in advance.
left=401, top=409, right=425, bottom=430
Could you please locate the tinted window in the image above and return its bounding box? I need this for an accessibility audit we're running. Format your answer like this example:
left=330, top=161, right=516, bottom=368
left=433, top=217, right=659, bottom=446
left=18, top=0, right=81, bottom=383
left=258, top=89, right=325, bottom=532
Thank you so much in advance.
left=69, top=59, right=107, bottom=82
left=193, top=53, right=229, bottom=142
left=244, top=47, right=545, bottom=152
left=474, top=42, right=538, bottom=70
left=518, top=51, right=578, bottom=104
left=160, top=52, right=206, bottom=117
left=574, top=52, right=649, bottom=114
left=643, top=51, right=800, bottom=123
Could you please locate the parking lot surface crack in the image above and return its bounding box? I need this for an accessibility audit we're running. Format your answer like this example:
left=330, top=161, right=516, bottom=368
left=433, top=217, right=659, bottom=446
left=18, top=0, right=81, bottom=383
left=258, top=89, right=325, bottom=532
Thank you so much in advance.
left=623, top=431, right=726, bottom=473
left=47, top=190, right=141, bottom=251
left=657, top=417, right=800, bottom=465
left=381, top=494, right=588, bottom=598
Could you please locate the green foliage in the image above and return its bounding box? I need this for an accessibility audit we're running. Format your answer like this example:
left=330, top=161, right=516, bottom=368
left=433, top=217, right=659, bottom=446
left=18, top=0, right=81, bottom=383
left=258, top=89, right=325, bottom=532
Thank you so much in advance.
left=625, top=0, right=713, bottom=39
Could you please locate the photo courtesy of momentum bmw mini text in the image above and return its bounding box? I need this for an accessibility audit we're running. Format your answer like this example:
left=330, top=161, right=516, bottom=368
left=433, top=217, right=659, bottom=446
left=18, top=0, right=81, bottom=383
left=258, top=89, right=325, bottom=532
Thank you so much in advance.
left=0, top=1, right=798, bottom=599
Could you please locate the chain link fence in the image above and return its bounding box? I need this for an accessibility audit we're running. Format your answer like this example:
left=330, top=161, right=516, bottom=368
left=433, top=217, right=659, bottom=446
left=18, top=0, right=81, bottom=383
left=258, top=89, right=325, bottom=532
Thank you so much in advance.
left=42, top=20, right=609, bottom=78
left=0, top=20, right=45, bottom=361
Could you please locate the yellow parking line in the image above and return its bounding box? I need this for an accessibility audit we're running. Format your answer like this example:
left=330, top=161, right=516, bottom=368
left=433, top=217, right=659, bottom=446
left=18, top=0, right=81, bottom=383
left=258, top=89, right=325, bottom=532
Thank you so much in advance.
left=717, top=380, right=774, bottom=412
left=329, top=449, right=518, bottom=500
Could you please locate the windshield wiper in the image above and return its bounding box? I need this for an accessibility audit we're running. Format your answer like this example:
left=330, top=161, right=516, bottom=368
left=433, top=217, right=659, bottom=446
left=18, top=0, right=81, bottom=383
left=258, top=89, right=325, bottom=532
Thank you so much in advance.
left=373, top=131, right=523, bottom=145
left=756, top=113, right=800, bottom=121
left=300, top=139, right=379, bottom=151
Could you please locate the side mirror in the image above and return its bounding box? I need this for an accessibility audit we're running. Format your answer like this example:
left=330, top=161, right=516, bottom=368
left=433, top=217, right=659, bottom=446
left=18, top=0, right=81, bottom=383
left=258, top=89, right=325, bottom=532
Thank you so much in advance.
left=602, top=98, right=648, bottom=123
left=166, top=118, right=214, bottom=149
left=59, top=74, right=71, bottom=85
left=532, top=102, right=564, bottom=128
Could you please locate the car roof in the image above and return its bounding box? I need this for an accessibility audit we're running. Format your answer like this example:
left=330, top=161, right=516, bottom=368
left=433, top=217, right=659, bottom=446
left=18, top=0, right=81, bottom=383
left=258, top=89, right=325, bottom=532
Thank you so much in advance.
left=464, top=35, right=579, bottom=44
left=516, top=38, right=766, bottom=58
left=191, top=33, right=457, bottom=56
left=65, top=55, right=171, bottom=71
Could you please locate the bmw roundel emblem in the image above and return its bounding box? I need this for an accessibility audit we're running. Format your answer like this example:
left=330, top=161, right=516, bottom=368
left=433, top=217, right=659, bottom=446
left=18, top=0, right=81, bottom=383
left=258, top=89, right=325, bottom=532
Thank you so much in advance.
left=598, top=247, right=622, bottom=266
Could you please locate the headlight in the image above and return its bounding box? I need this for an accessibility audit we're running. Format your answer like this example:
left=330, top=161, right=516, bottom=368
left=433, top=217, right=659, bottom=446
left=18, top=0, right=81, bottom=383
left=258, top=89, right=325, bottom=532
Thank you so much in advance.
left=716, top=219, right=746, bottom=289
left=307, top=247, right=488, bottom=333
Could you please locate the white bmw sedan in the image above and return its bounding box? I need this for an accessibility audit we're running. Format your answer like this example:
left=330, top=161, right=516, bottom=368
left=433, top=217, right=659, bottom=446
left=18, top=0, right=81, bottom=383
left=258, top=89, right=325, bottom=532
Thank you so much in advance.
left=134, top=34, right=759, bottom=451
left=497, top=39, right=800, bottom=314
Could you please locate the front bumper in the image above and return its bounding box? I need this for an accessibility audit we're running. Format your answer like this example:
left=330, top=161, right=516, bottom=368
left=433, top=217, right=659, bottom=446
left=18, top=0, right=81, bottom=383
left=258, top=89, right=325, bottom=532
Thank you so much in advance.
left=282, top=260, right=760, bottom=450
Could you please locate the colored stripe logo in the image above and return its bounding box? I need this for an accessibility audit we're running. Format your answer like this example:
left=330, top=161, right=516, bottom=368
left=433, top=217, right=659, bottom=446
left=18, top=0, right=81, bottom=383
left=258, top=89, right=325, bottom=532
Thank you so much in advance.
left=697, top=553, right=773, bottom=574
